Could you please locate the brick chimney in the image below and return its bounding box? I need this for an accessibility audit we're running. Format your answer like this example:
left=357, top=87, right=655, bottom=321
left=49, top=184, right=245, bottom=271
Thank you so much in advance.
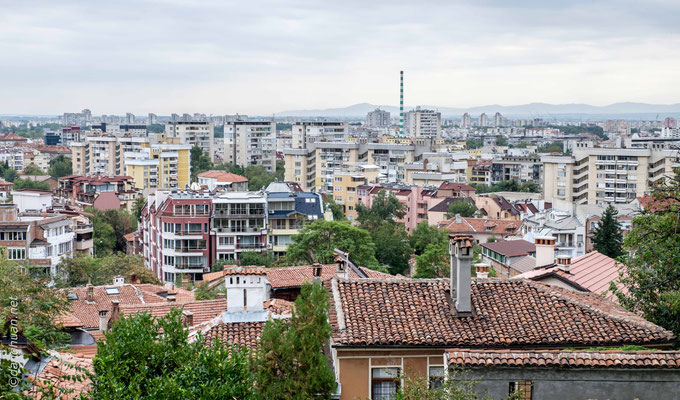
left=107, top=300, right=120, bottom=330
left=556, top=256, right=571, bottom=272
left=449, top=234, right=474, bottom=314
left=167, top=291, right=177, bottom=303
left=86, top=285, right=94, bottom=302
left=182, top=310, right=194, bottom=327
left=312, top=263, right=322, bottom=283
left=98, top=309, right=108, bottom=332
left=535, top=236, right=556, bottom=268
left=475, top=263, right=490, bottom=279
left=129, top=272, right=138, bottom=284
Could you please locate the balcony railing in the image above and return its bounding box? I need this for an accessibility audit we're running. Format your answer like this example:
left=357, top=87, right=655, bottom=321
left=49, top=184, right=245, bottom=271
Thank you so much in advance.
left=236, top=242, right=268, bottom=250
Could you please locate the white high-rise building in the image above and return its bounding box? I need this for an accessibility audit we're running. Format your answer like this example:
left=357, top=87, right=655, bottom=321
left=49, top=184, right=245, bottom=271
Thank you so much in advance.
left=461, top=113, right=471, bottom=127
left=163, top=120, right=214, bottom=159
left=479, top=113, right=489, bottom=127
left=126, top=113, right=135, bottom=124
left=404, top=107, right=441, bottom=138
left=493, top=112, right=503, bottom=127
left=224, top=121, right=277, bottom=172
left=291, top=121, right=348, bottom=149
left=148, top=113, right=158, bottom=124
left=366, top=108, right=391, bottom=128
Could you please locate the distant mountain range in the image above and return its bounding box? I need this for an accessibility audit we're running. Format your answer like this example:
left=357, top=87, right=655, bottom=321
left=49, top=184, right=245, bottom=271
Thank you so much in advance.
left=277, top=102, right=680, bottom=119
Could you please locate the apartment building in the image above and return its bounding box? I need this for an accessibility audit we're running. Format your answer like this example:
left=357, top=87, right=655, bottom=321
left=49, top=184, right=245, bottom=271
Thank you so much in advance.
left=366, top=109, right=391, bottom=128
left=197, top=171, right=248, bottom=192
left=71, top=136, right=119, bottom=175
left=125, top=144, right=191, bottom=190
left=224, top=121, right=276, bottom=171
left=543, top=144, right=680, bottom=205
left=141, top=191, right=214, bottom=283
left=162, top=120, right=214, bottom=159
left=491, top=155, right=542, bottom=185
left=466, top=159, right=492, bottom=185
left=331, top=164, right=381, bottom=221
left=291, top=121, right=348, bottom=149
left=212, top=191, right=268, bottom=262
left=267, top=188, right=324, bottom=256
left=404, top=107, right=441, bottom=138
left=56, top=175, right=139, bottom=211
left=91, top=123, right=147, bottom=137
left=403, top=152, right=468, bottom=187
left=0, top=204, right=75, bottom=278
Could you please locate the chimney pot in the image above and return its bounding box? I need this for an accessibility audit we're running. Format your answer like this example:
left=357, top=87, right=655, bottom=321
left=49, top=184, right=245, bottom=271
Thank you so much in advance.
left=449, top=234, right=474, bottom=314
left=534, top=236, right=556, bottom=268
left=86, top=285, right=94, bottom=302
left=182, top=310, right=194, bottom=327
left=312, top=263, right=322, bottom=282
left=556, top=256, right=571, bottom=272
left=475, top=263, right=490, bottom=279
left=98, top=309, right=108, bottom=332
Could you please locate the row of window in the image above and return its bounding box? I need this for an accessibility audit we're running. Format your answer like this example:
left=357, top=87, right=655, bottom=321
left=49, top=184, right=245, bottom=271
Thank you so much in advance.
left=0, top=231, right=26, bottom=241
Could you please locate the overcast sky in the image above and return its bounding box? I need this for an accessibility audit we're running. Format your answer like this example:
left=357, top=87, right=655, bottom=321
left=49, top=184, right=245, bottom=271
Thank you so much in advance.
left=1, top=0, right=679, bottom=115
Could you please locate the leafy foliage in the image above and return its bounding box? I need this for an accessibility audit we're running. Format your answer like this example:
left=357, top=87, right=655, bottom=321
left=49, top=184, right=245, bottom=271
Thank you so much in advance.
left=465, top=138, right=483, bottom=149
left=190, top=146, right=214, bottom=181
left=591, top=205, right=623, bottom=258
left=0, top=162, right=18, bottom=182
left=254, top=282, right=337, bottom=399
left=211, top=258, right=236, bottom=272
left=325, top=196, right=347, bottom=221
left=87, top=208, right=138, bottom=255
left=414, top=241, right=448, bottom=278
left=12, top=178, right=51, bottom=191
left=132, top=196, right=146, bottom=220
left=409, top=221, right=447, bottom=256
left=56, top=254, right=160, bottom=287
left=285, top=220, right=380, bottom=269
left=611, top=171, right=680, bottom=337
left=21, top=163, right=46, bottom=176
left=446, top=199, right=477, bottom=218
left=471, top=180, right=539, bottom=194
left=0, top=259, right=70, bottom=349
left=395, top=369, right=523, bottom=400
left=90, top=309, right=257, bottom=399
left=536, top=141, right=567, bottom=154
left=239, top=251, right=276, bottom=268
left=357, top=191, right=412, bottom=274
left=495, top=135, right=508, bottom=146
left=48, top=155, right=72, bottom=179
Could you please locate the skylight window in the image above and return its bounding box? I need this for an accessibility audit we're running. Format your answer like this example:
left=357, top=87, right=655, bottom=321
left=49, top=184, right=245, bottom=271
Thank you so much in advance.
left=105, top=287, right=120, bottom=295
left=67, top=292, right=78, bottom=300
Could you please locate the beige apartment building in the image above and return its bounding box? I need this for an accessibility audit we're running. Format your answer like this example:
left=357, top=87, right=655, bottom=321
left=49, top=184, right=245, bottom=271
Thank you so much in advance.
left=291, top=121, right=348, bottom=149
left=162, top=121, right=214, bottom=160
left=330, top=164, right=381, bottom=221
left=224, top=121, right=276, bottom=172
left=543, top=144, right=679, bottom=205
left=71, top=136, right=120, bottom=175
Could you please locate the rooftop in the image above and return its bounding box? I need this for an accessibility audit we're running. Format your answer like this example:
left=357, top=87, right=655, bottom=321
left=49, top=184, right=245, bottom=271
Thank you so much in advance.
left=481, top=239, right=536, bottom=257
left=198, top=170, right=248, bottom=183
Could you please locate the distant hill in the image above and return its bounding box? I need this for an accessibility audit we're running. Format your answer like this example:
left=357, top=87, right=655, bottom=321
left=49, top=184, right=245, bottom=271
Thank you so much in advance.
left=277, top=102, right=680, bottom=119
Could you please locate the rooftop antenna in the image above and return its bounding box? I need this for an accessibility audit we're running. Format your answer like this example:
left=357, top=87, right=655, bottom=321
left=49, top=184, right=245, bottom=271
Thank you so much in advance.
left=399, top=70, right=404, bottom=136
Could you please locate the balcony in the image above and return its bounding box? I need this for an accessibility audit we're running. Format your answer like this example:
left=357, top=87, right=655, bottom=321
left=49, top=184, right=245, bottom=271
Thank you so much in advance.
left=175, top=247, right=207, bottom=253
left=174, top=230, right=204, bottom=236
left=74, top=224, right=93, bottom=234
left=75, top=239, right=93, bottom=251
left=236, top=242, right=268, bottom=250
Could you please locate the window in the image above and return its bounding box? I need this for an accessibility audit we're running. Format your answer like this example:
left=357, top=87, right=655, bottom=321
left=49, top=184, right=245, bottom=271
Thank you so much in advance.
left=7, top=248, right=25, bottom=260
left=218, top=236, right=235, bottom=246
left=105, top=287, right=120, bottom=295
left=509, top=381, right=533, bottom=400
left=371, top=367, right=400, bottom=400
left=428, top=366, right=444, bottom=389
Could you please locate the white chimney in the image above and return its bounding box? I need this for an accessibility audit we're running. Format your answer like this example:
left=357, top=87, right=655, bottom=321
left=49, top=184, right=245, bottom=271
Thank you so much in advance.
left=113, top=275, right=125, bottom=286
left=224, top=267, right=269, bottom=313
left=475, top=263, right=490, bottom=279
left=98, top=309, right=108, bottom=332
left=449, top=234, right=474, bottom=314
left=535, top=236, right=556, bottom=268
left=556, top=256, right=571, bottom=272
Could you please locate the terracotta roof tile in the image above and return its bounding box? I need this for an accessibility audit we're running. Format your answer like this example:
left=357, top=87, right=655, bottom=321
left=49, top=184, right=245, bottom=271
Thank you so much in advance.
left=446, top=349, right=680, bottom=369
left=224, top=266, right=267, bottom=276
left=204, top=321, right=266, bottom=349
left=439, top=217, right=521, bottom=236
left=25, top=351, right=93, bottom=399
left=120, top=299, right=227, bottom=325
left=329, top=278, right=675, bottom=347
left=197, top=170, right=248, bottom=183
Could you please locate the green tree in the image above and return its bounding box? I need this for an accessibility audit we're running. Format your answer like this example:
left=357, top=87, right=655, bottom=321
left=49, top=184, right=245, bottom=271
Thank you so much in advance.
left=325, top=197, right=346, bottom=221
left=190, top=146, right=214, bottom=181
left=254, top=282, right=336, bottom=399
left=90, top=308, right=257, bottom=399
left=57, top=254, right=160, bottom=287
left=275, top=160, right=285, bottom=182
left=146, top=123, right=165, bottom=134
left=21, top=163, right=45, bottom=176
left=611, top=172, right=680, bottom=336
left=409, top=221, right=447, bottom=255
left=12, top=178, right=51, bottom=191
left=591, top=206, right=623, bottom=258
left=88, top=208, right=138, bottom=254
left=0, top=259, right=70, bottom=349
left=211, top=258, right=236, bottom=272
left=239, top=251, right=276, bottom=268
left=519, top=181, right=540, bottom=193
left=466, top=138, right=483, bottom=149
left=395, top=369, right=523, bottom=400
left=93, top=217, right=116, bottom=256
left=245, top=165, right=276, bottom=191
left=285, top=220, right=380, bottom=269
left=356, top=190, right=406, bottom=228
left=132, top=196, right=146, bottom=220
left=48, top=155, right=72, bottom=179
left=414, top=241, right=448, bottom=278
left=495, top=135, right=508, bottom=146
left=446, top=199, right=477, bottom=218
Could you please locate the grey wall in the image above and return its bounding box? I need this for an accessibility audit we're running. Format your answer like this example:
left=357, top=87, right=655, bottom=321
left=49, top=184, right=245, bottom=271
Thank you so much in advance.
left=455, top=367, right=680, bottom=400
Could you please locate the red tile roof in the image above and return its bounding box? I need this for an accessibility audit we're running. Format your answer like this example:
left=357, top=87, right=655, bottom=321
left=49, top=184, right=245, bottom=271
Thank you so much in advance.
left=198, top=170, right=248, bottom=183
left=439, top=217, right=521, bottom=236
left=438, top=182, right=476, bottom=192
left=120, top=299, right=227, bottom=325
left=25, top=351, right=93, bottom=399
left=481, top=239, right=535, bottom=257
left=329, top=278, right=674, bottom=348
left=446, top=349, right=680, bottom=369
left=204, top=321, right=265, bottom=349
left=224, top=266, right=267, bottom=276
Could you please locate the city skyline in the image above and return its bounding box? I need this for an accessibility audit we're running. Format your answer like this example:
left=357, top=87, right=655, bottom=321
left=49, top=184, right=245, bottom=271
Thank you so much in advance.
left=1, top=0, right=680, bottom=115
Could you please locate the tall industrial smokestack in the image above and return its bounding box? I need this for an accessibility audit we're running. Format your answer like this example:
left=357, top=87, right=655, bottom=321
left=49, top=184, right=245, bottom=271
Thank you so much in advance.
left=399, top=70, right=404, bottom=136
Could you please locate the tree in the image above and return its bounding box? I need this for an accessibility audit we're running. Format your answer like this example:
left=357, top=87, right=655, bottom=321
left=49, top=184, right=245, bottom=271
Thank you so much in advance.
left=466, top=138, right=483, bottom=150
left=211, top=258, right=236, bottom=272
left=414, top=241, right=448, bottom=278
left=245, top=165, right=275, bottom=191
left=285, top=220, right=379, bottom=269
left=254, top=282, right=336, bottom=399
left=190, top=146, right=214, bottom=181
left=395, top=369, right=523, bottom=400
left=57, top=254, right=160, bottom=288
left=409, top=221, right=447, bottom=255
left=21, top=164, right=45, bottom=176
left=591, top=206, right=623, bottom=258
left=611, top=172, right=680, bottom=337
left=446, top=199, right=477, bottom=218
left=519, top=181, right=540, bottom=193
left=12, top=178, right=50, bottom=191
left=132, top=196, right=146, bottom=220
left=325, top=197, right=346, bottom=221
left=90, top=309, right=257, bottom=399
left=239, top=251, right=275, bottom=268
left=356, top=190, right=406, bottom=228
left=48, top=155, right=72, bottom=179
left=88, top=208, right=138, bottom=254
left=92, top=217, right=115, bottom=256
left=0, top=259, right=70, bottom=349
left=495, top=135, right=508, bottom=146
